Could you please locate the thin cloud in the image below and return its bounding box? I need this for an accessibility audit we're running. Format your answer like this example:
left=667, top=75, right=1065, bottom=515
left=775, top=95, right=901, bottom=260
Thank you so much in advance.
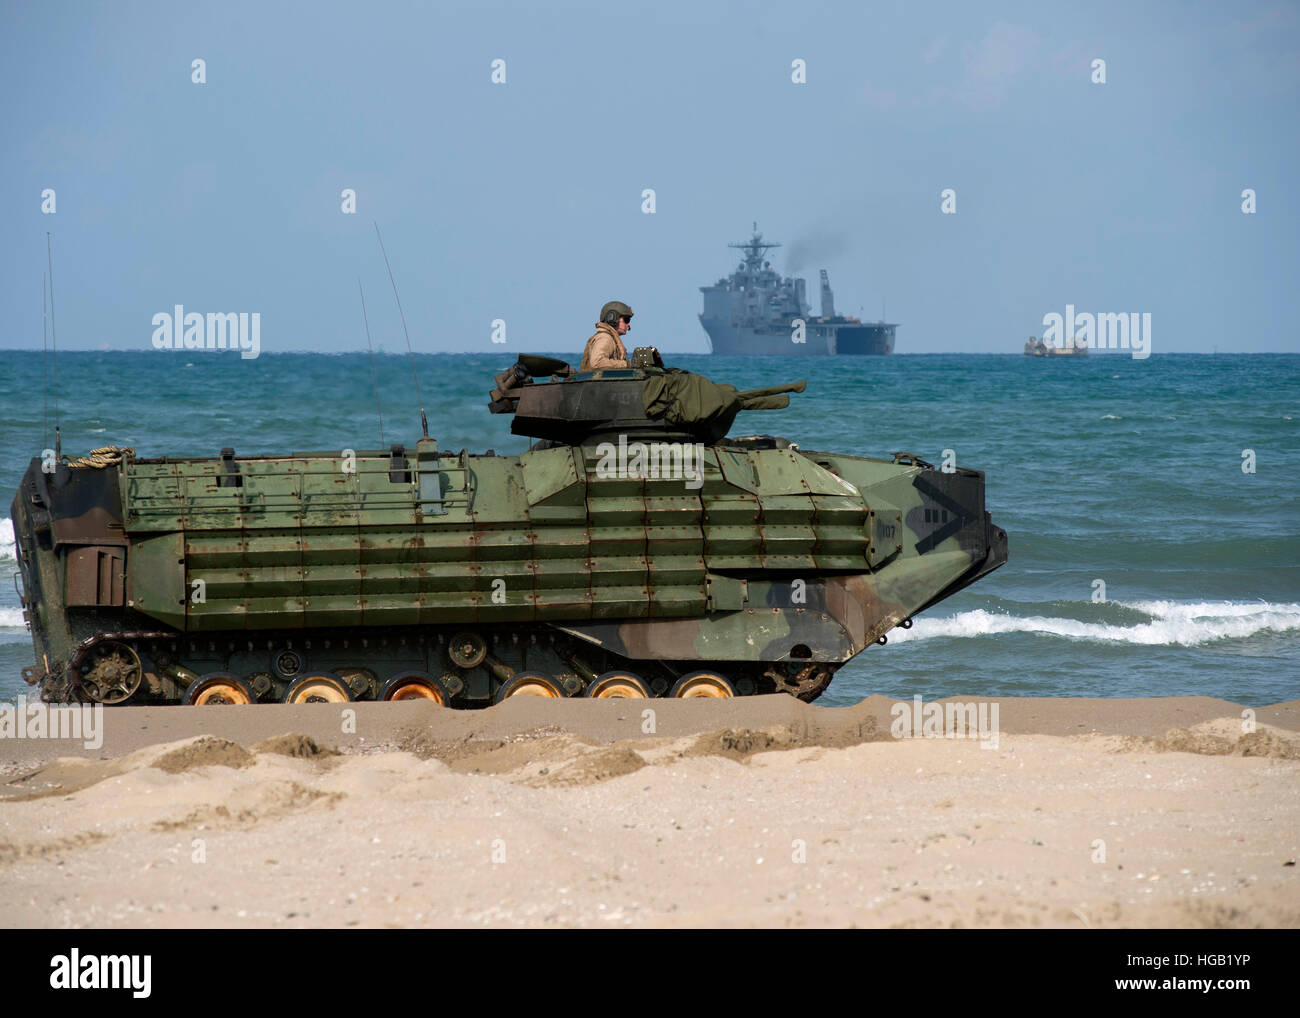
left=959, top=22, right=1043, bottom=109
left=923, top=36, right=948, bottom=64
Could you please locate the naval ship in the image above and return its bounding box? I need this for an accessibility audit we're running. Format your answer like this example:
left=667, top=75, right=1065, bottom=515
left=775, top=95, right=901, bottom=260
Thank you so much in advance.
left=699, top=224, right=897, bottom=356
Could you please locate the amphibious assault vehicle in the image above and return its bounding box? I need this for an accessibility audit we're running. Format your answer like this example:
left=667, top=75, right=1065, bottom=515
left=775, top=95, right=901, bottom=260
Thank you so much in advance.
left=10, top=351, right=1006, bottom=707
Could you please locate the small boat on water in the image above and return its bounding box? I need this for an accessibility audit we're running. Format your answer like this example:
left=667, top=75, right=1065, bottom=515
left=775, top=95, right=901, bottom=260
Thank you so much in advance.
left=1024, top=335, right=1088, bottom=357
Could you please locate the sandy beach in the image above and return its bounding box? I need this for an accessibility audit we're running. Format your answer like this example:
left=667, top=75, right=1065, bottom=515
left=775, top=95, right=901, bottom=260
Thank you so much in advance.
left=1, top=694, right=1297, bottom=928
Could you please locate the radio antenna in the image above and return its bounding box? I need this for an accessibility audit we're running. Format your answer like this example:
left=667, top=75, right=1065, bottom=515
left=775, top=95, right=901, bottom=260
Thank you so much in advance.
left=42, top=270, right=49, bottom=449
left=46, top=233, right=61, bottom=459
left=358, top=278, right=385, bottom=448
left=373, top=221, right=428, bottom=438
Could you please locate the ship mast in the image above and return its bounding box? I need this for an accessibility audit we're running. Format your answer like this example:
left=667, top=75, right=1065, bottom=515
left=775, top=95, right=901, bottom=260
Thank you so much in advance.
left=728, top=221, right=780, bottom=271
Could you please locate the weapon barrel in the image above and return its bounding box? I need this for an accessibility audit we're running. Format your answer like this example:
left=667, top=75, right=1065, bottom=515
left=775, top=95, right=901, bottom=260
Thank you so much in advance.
left=735, top=380, right=807, bottom=400
left=737, top=393, right=790, bottom=411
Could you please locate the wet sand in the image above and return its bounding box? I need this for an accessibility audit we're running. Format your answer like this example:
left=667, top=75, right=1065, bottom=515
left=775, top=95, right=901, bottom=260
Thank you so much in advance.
left=2, top=695, right=1298, bottom=928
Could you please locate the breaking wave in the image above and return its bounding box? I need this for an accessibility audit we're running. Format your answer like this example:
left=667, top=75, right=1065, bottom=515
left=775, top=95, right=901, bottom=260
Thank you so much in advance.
left=888, top=600, right=1300, bottom=647
left=0, top=608, right=27, bottom=629
left=0, top=517, right=13, bottom=563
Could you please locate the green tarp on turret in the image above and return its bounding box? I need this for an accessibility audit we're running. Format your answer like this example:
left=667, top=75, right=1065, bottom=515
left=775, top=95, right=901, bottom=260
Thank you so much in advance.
left=641, top=370, right=807, bottom=443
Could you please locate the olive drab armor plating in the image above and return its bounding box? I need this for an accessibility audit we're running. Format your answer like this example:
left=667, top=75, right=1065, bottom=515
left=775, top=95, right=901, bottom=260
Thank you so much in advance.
left=11, top=353, right=1006, bottom=706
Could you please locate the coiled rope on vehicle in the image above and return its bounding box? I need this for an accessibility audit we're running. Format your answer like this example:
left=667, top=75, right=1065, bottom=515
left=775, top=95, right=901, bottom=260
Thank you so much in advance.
left=62, top=445, right=135, bottom=469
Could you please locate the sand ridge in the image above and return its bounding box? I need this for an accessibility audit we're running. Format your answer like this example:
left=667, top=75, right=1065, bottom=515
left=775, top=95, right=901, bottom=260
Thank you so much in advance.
left=1, top=696, right=1297, bottom=928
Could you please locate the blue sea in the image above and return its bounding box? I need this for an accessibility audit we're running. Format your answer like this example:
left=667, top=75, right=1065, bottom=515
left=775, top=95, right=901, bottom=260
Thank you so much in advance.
left=2, top=350, right=1297, bottom=707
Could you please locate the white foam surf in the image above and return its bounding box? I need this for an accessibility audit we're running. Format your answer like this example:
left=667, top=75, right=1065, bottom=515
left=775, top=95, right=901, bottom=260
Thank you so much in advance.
left=887, top=601, right=1300, bottom=647
left=0, top=518, right=13, bottom=563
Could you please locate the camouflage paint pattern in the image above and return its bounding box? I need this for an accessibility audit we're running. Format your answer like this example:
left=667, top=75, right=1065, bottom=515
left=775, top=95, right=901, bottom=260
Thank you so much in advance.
left=10, top=366, right=1007, bottom=704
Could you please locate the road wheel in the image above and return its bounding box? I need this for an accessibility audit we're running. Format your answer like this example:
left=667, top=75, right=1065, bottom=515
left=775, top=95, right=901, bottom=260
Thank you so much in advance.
left=283, top=673, right=354, bottom=704
left=78, top=641, right=143, bottom=704
left=670, top=671, right=735, bottom=699
left=380, top=671, right=452, bottom=705
left=185, top=672, right=256, bottom=705
left=584, top=671, right=650, bottom=698
left=493, top=671, right=563, bottom=702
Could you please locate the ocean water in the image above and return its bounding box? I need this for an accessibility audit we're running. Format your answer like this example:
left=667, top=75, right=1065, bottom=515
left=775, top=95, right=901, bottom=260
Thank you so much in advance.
left=2, top=350, right=1297, bottom=707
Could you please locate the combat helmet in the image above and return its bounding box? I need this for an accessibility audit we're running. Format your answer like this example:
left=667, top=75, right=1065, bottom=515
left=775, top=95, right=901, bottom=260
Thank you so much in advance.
left=600, top=300, right=634, bottom=326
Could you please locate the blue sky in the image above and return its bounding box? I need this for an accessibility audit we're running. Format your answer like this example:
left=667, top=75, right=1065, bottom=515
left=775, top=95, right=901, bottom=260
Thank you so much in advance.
left=1, top=0, right=1297, bottom=355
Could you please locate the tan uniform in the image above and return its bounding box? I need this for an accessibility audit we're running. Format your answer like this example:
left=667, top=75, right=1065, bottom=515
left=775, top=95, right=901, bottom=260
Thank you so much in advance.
left=581, top=322, right=628, bottom=371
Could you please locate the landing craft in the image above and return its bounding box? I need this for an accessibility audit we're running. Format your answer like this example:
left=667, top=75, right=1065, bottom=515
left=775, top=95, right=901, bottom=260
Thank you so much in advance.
left=11, top=350, right=1006, bottom=706
left=1024, top=335, right=1088, bottom=357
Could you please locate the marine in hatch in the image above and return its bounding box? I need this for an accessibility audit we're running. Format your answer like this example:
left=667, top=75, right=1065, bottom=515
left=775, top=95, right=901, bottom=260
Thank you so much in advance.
left=581, top=300, right=633, bottom=371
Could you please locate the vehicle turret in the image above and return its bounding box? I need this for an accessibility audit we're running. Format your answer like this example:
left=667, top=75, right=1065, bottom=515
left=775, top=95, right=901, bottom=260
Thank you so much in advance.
left=490, top=350, right=807, bottom=444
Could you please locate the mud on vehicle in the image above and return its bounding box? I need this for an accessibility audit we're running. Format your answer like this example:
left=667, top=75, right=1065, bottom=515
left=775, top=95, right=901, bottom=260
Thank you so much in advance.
left=11, top=352, right=1006, bottom=707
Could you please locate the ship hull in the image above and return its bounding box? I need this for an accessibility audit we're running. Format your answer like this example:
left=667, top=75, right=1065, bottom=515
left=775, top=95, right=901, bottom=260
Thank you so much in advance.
left=701, top=321, right=896, bottom=356
left=1024, top=347, right=1087, bottom=357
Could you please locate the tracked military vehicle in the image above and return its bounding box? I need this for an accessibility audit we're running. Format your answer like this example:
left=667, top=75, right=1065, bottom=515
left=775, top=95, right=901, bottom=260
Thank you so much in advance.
left=10, top=350, right=1006, bottom=707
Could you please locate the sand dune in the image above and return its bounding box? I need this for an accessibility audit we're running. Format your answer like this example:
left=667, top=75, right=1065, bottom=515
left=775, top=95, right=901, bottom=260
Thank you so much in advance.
left=1, top=695, right=1297, bottom=928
